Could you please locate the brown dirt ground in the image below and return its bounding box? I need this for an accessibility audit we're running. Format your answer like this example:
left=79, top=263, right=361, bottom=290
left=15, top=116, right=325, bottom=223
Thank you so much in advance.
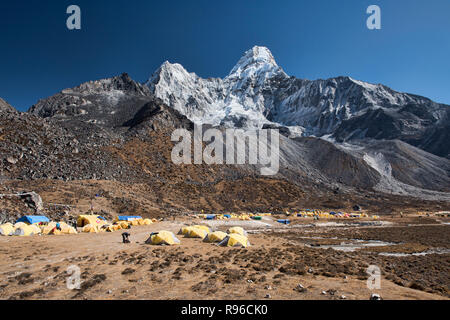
left=0, top=217, right=448, bottom=300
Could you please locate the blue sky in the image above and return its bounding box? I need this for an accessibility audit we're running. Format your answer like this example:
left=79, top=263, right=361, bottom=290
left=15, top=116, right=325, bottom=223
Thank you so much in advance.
left=1, top=0, right=449, bottom=111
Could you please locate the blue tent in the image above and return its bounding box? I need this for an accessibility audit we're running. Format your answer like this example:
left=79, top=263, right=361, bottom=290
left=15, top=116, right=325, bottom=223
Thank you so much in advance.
left=206, top=215, right=216, bottom=220
left=223, top=214, right=231, bottom=219
left=16, top=215, right=50, bottom=224
left=277, top=219, right=291, bottom=225
left=117, top=216, right=142, bottom=221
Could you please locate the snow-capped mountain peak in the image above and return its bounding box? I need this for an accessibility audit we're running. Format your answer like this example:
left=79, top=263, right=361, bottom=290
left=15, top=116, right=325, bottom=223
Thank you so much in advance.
left=145, top=46, right=292, bottom=129
left=156, top=61, right=193, bottom=80
left=144, top=46, right=449, bottom=155
left=227, top=46, right=281, bottom=78
left=147, top=61, right=194, bottom=92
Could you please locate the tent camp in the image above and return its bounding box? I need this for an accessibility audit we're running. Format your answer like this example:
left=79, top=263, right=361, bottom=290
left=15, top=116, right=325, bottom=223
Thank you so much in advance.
left=203, top=231, right=227, bottom=243
left=145, top=231, right=180, bottom=246
left=218, top=234, right=250, bottom=248
left=0, top=223, right=15, bottom=236
left=227, top=227, right=247, bottom=237
left=16, top=216, right=50, bottom=225
left=77, top=215, right=108, bottom=227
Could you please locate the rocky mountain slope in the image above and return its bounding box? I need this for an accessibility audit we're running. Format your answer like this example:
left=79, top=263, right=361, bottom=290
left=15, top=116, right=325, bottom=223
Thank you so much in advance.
left=0, top=46, right=449, bottom=219
left=0, top=98, right=15, bottom=113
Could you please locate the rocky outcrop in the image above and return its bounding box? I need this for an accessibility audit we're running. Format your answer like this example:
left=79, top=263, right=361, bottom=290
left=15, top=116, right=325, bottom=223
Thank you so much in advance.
left=0, top=98, right=16, bottom=113
left=0, top=191, right=43, bottom=223
left=18, top=192, right=44, bottom=212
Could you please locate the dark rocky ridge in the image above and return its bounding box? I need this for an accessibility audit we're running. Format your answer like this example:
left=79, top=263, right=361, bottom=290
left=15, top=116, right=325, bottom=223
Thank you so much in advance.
left=0, top=98, right=15, bottom=113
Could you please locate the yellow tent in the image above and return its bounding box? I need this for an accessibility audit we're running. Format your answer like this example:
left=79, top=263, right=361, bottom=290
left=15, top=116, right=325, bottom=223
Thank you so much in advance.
left=102, top=225, right=116, bottom=232
left=57, top=222, right=69, bottom=229
left=14, top=225, right=36, bottom=236
left=107, top=224, right=119, bottom=231
left=185, top=227, right=208, bottom=239
left=77, top=215, right=107, bottom=227
left=41, top=224, right=56, bottom=235
left=203, top=231, right=227, bottom=243
left=227, top=227, right=247, bottom=237
left=218, top=234, right=250, bottom=248
left=145, top=231, right=180, bottom=246
left=180, top=226, right=191, bottom=235
left=28, top=224, right=41, bottom=235
left=67, top=227, right=78, bottom=234
left=49, top=228, right=62, bottom=235
left=118, top=221, right=129, bottom=229
left=178, top=226, right=194, bottom=235
left=14, top=222, right=27, bottom=229
left=192, top=225, right=210, bottom=233
left=143, top=219, right=153, bottom=225
left=0, top=224, right=15, bottom=236
left=42, top=224, right=77, bottom=235
left=178, top=225, right=210, bottom=235
left=82, top=224, right=98, bottom=233
left=130, top=220, right=140, bottom=226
